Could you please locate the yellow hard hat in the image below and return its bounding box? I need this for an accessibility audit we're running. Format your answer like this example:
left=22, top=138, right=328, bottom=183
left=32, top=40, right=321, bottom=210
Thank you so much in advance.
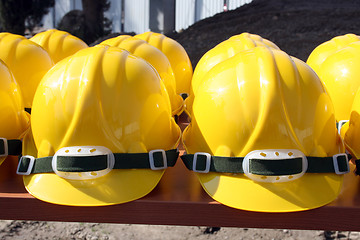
left=100, top=35, right=183, bottom=115
left=186, top=33, right=279, bottom=116
left=0, top=33, right=54, bottom=108
left=307, top=34, right=360, bottom=73
left=30, top=29, right=88, bottom=64
left=17, top=45, right=181, bottom=206
left=307, top=38, right=360, bottom=122
left=0, top=60, right=29, bottom=166
left=181, top=46, right=348, bottom=212
left=344, top=88, right=360, bottom=171
left=135, top=31, right=193, bottom=95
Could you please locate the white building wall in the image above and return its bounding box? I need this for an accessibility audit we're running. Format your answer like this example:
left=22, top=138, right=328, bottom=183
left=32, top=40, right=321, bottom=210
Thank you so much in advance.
left=105, top=0, right=122, bottom=33
left=123, top=0, right=149, bottom=33
left=175, top=0, right=195, bottom=32
left=73, top=0, right=82, bottom=9
left=228, top=0, right=252, bottom=10
left=42, top=0, right=252, bottom=33
left=175, top=0, right=252, bottom=32
left=195, top=0, right=223, bottom=21
left=42, top=7, right=56, bottom=29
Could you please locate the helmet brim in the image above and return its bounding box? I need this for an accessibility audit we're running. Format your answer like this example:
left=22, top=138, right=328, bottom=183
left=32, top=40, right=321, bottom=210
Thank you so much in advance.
left=197, top=172, right=343, bottom=212
left=23, top=169, right=164, bottom=206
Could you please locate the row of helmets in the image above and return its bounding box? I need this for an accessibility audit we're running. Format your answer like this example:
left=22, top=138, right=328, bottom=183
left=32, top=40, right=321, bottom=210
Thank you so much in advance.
left=0, top=29, right=357, bottom=213
left=0, top=29, right=192, bottom=206
left=306, top=34, right=360, bottom=165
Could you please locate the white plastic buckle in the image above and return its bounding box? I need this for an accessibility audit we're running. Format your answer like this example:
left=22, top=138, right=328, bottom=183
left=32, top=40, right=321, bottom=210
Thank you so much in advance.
left=333, top=153, right=350, bottom=175
left=0, top=138, right=8, bottom=157
left=242, top=149, right=308, bottom=183
left=16, top=155, right=35, bottom=175
left=149, top=149, right=167, bottom=170
left=337, top=120, right=349, bottom=134
left=52, top=146, right=115, bottom=180
left=193, top=152, right=211, bottom=173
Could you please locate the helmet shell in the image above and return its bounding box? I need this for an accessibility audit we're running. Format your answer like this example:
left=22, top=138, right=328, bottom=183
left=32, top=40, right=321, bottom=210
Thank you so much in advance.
left=135, top=31, right=193, bottom=95
left=0, top=60, right=29, bottom=165
left=344, top=88, right=360, bottom=159
left=30, top=29, right=88, bottom=64
left=308, top=39, right=360, bottom=122
left=307, top=33, right=360, bottom=73
left=101, top=35, right=183, bottom=115
left=186, top=33, right=279, bottom=115
left=183, top=46, right=344, bottom=212
left=0, top=33, right=53, bottom=108
left=24, top=45, right=181, bottom=206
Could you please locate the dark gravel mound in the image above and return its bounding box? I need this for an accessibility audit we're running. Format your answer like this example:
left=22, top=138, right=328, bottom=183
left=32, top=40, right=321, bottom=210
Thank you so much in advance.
left=169, top=0, right=360, bottom=68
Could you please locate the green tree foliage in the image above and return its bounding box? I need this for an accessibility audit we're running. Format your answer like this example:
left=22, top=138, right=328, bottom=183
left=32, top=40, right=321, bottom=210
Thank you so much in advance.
left=0, top=0, right=54, bottom=35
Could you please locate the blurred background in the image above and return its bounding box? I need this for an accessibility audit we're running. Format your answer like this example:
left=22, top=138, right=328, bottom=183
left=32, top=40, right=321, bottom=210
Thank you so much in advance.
left=1, top=0, right=360, bottom=68
left=0, top=0, right=250, bottom=43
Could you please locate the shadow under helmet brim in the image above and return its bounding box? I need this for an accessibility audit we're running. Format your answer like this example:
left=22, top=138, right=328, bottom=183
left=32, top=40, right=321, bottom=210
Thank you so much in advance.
left=197, top=172, right=343, bottom=212
left=23, top=169, right=164, bottom=206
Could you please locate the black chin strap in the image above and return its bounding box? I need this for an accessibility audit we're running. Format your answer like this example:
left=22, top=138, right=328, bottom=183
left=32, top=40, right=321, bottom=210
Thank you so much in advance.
left=0, top=138, right=22, bottom=156
left=181, top=153, right=350, bottom=175
left=17, top=149, right=179, bottom=175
